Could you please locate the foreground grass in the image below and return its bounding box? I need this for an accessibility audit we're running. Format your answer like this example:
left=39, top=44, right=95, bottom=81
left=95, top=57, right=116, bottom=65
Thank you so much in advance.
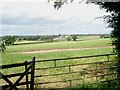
left=63, top=81, right=120, bottom=90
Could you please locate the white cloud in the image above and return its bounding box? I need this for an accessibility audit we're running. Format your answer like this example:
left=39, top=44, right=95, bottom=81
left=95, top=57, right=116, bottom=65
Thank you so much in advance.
left=2, top=2, right=107, bottom=20
left=0, top=0, right=48, bottom=3
left=1, top=1, right=112, bottom=35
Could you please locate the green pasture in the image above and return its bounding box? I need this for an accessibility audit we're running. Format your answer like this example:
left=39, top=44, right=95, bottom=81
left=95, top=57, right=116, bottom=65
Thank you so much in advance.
left=2, top=38, right=112, bottom=64
left=1, top=38, right=114, bottom=74
left=77, top=35, right=100, bottom=40
left=1, top=37, right=118, bottom=88
left=14, top=40, right=44, bottom=44
left=5, top=38, right=111, bottom=52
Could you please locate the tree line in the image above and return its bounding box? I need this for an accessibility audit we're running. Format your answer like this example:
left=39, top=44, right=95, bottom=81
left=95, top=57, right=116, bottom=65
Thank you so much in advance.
left=0, top=34, right=110, bottom=52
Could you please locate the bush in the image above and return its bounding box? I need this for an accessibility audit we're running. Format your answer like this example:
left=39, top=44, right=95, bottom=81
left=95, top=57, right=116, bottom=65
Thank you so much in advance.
left=71, top=35, right=77, bottom=41
left=4, top=36, right=18, bottom=45
left=67, top=37, right=71, bottom=41
left=0, top=41, right=6, bottom=52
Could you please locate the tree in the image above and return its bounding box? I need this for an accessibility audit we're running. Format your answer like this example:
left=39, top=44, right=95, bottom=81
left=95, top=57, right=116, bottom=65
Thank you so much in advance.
left=92, top=2, right=120, bottom=83
left=100, top=34, right=111, bottom=38
left=67, top=36, right=71, bottom=41
left=0, top=41, right=6, bottom=52
left=4, top=36, right=17, bottom=46
left=71, top=35, right=77, bottom=41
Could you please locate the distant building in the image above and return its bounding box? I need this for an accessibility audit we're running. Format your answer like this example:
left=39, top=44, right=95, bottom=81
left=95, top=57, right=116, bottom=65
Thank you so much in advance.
left=53, top=35, right=66, bottom=41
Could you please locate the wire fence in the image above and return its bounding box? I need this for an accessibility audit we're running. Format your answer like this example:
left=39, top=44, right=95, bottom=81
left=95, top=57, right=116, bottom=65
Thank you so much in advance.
left=34, top=53, right=118, bottom=88
left=0, top=53, right=118, bottom=89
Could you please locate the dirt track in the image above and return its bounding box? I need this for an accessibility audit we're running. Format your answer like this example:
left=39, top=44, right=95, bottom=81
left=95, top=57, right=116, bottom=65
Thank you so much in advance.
left=16, top=46, right=112, bottom=54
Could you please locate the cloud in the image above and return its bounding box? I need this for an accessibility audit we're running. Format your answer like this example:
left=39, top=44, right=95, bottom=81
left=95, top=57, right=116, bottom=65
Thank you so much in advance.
left=2, top=15, right=65, bottom=25
left=2, top=16, right=112, bottom=35
left=1, top=1, right=112, bottom=36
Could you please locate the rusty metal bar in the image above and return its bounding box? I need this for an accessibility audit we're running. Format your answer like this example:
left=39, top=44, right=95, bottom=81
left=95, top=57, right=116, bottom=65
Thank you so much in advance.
left=35, top=66, right=117, bottom=77
left=34, top=73, right=116, bottom=85
left=34, top=78, right=82, bottom=85
left=35, top=61, right=113, bottom=70
left=34, top=73, right=117, bottom=85
left=35, top=71, right=112, bottom=78
left=35, top=53, right=117, bottom=63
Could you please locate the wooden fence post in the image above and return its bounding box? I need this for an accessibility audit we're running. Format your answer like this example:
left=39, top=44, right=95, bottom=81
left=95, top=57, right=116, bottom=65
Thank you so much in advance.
left=30, top=57, right=35, bottom=90
left=107, top=55, right=110, bottom=62
left=25, top=61, right=29, bottom=90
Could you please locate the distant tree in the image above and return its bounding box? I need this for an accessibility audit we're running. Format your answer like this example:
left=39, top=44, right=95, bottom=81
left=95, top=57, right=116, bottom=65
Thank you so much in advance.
left=71, top=35, right=77, bottom=41
left=40, top=35, right=54, bottom=41
left=59, top=34, right=62, bottom=36
left=100, top=34, right=111, bottom=38
left=67, top=36, right=71, bottom=41
left=4, top=36, right=18, bottom=45
left=0, top=41, right=6, bottom=52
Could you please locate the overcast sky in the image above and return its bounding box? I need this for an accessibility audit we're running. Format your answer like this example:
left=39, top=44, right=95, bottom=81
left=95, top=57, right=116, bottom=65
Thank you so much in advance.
left=0, top=0, right=112, bottom=36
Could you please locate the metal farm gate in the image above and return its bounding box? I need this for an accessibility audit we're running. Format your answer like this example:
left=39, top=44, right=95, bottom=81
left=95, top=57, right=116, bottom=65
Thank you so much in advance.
left=34, top=53, right=118, bottom=88
left=0, top=57, right=35, bottom=90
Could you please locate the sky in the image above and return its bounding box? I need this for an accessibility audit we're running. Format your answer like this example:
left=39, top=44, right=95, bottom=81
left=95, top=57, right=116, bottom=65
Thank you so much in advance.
left=0, top=0, right=112, bottom=36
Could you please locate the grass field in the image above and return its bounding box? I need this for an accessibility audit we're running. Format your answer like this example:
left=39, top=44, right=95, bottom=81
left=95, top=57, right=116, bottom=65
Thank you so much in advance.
left=2, top=38, right=113, bottom=64
left=1, top=37, right=118, bottom=88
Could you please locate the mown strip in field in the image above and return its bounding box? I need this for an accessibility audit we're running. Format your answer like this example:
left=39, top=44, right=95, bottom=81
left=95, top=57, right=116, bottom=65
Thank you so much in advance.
left=17, top=46, right=112, bottom=54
